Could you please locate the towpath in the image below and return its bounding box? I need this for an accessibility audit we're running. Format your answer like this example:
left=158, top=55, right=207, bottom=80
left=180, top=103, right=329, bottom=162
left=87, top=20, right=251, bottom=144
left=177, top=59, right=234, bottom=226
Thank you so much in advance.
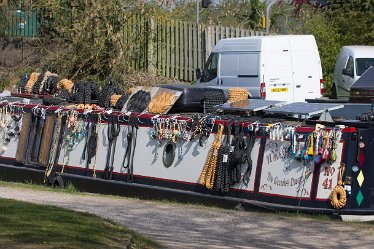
left=0, top=186, right=373, bottom=249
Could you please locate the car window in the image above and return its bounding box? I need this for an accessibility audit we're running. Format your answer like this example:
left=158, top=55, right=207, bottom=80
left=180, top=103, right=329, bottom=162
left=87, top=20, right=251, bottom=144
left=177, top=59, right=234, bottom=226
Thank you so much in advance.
left=356, top=58, right=374, bottom=76
left=201, top=53, right=218, bottom=82
left=345, top=56, right=354, bottom=77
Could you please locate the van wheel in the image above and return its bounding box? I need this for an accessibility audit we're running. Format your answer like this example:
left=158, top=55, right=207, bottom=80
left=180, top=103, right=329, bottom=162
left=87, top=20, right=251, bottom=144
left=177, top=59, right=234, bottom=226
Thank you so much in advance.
left=331, top=83, right=337, bottom=99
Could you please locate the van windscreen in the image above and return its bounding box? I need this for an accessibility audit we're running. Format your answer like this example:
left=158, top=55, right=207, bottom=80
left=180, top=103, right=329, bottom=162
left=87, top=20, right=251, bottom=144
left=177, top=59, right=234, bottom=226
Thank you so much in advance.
left=356, top=58, right=374, bottom=76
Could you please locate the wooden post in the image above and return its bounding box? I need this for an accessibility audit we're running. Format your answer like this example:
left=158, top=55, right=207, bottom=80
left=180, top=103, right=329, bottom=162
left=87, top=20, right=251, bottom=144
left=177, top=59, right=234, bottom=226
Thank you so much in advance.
left=205, top=25, right=212, bottom=61
left=147, top=18, right=156, bottom=74
left=184, top=22, right=189, bottom=81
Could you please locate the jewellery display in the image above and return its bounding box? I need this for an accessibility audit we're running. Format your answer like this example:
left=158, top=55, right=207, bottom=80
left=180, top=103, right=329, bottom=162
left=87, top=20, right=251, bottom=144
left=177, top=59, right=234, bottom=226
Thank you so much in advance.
left=189, top=114, right=216, bottom=147
left=267, top=123, right=342, bottom=164
left=0, top=105, right=23, bottom=152
left=150, top=116, right=189, bottom=160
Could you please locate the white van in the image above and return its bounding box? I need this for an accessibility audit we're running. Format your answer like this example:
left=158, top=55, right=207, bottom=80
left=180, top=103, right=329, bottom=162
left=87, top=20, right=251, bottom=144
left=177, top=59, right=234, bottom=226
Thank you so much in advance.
left=197, top=35, right=324, bottom=102
left=332, top=46, right=374, bottom=99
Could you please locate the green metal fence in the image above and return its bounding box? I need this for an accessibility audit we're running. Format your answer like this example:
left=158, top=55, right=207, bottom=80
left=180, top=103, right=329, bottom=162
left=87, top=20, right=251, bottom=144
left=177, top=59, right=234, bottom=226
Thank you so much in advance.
left=0, top=7, right=38, bottom=37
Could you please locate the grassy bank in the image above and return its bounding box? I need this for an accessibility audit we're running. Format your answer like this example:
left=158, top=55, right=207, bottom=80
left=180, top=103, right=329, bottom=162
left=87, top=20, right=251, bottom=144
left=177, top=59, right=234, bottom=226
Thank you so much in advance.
left=0, top=198, right=159, bottom=249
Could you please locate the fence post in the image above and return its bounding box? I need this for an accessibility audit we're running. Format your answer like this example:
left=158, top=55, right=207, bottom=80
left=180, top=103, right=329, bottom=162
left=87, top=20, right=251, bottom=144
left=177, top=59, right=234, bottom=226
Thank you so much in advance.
left=205, top=25, right=212, bottom=60
left=147, top=17, right=156, bottom=74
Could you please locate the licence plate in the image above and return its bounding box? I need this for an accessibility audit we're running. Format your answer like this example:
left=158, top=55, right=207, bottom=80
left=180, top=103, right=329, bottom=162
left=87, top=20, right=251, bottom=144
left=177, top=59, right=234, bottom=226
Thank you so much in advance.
left=270, top=87, right=288, bottom=93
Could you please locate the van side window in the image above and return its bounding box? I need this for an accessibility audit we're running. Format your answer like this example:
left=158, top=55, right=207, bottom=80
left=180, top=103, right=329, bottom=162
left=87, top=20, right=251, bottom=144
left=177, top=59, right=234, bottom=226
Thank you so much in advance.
left=201, top=53, right=218, bottom=82
left=344, top=56, right=354, bottom=77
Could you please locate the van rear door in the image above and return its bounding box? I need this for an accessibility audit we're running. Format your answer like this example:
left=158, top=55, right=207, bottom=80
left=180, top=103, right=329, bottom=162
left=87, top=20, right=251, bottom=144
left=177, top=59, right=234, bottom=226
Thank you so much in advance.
left=263, top=39, right=294, bottom=101
left=289, top=38, right=322, bottom=102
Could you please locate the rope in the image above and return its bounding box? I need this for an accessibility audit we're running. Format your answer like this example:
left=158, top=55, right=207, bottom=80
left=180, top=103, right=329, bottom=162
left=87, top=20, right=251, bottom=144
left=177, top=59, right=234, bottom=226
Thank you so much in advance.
left=99, top=78, right=124, bottom=108
left=115, top=94, right=129, bottom=110
left=58, top=79, right=74, bottom=93
left=148, top=92, right=177, bottom=114
left=330, top=163, right=347, bottom=209
left=229, top=122, right=246, bottom=185
left=38, top=71, right=54, bottom=94
left=228, top=88, right=249, bottom=102
left=126, top=90, right=151, bottom=113
left=31, top=71, right=45, bottom=94
left=200, top=124, right=224, bottom=189
left=18, top=73, right=29, bottom=93
left=104, top=118, right=120, bottom=180
left=43, top=75, right=60, bottom=94
left=122, top=122, right=138, bottom=182
left=92, top=115, right=101, bottom=178
left=242, top=128, right=256, bottom=187
left=110, top=95, right=122, bottom=107
left=44, top=112, right=62, bottom=183
left=25, top=72, right=40, bottom=93
left=215, top=124, right=231, bottom=192
left=202, top=91, right=225, bottom=113
left=230, top=99, right=250, bottom=109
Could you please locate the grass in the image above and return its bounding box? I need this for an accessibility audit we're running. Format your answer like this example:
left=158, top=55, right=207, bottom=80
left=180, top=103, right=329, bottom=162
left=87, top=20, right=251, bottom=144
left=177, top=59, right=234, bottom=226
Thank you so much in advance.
left=0, top=198, right=160, bottom=249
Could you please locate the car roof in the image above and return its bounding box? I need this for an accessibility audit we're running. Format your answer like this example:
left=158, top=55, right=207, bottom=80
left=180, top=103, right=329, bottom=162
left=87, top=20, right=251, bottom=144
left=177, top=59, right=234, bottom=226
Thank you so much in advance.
left=343, top=46, right=374, bottom=58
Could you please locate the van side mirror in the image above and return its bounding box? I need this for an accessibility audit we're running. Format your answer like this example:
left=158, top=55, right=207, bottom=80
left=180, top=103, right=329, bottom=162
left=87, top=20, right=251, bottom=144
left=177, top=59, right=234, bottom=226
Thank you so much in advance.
left=342, top=68, right=354, bottom=78
left=196, top=69, right=201, bottom=80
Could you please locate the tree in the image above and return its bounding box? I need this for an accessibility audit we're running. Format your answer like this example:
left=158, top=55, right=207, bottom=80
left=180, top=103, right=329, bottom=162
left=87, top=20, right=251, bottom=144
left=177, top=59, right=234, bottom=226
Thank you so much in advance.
left=326, top=0, right=374, bottom=46
left=153, top=0, right=264, bottom=30
left=271, top=3, right=341, bottom=94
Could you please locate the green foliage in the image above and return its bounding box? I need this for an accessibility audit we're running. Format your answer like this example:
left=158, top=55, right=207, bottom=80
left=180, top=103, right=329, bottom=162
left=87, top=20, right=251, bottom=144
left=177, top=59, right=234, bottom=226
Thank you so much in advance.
left=32, top=0, right=143, bottom=82
left=0, top=7, right=8, bottom=37
left=271, top=5, right=341, bottom=93
left=326, top=0, right=374, bottom=46
left=148, top=0, right=264, bottom=29
left=271, top=0, right=374, bottom=95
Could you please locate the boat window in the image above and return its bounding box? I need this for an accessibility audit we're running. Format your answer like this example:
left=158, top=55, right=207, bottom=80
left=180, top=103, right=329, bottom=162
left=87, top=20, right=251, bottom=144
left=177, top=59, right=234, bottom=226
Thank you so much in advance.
left=356, top=58, right=374, bottom=76
left=201, top=53, right=218, bottom=82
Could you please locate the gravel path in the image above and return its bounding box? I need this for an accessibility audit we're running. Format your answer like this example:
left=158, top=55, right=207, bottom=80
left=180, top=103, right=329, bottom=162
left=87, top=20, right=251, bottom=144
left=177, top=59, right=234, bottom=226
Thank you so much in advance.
left=0, top=186, right=373, bottom=249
